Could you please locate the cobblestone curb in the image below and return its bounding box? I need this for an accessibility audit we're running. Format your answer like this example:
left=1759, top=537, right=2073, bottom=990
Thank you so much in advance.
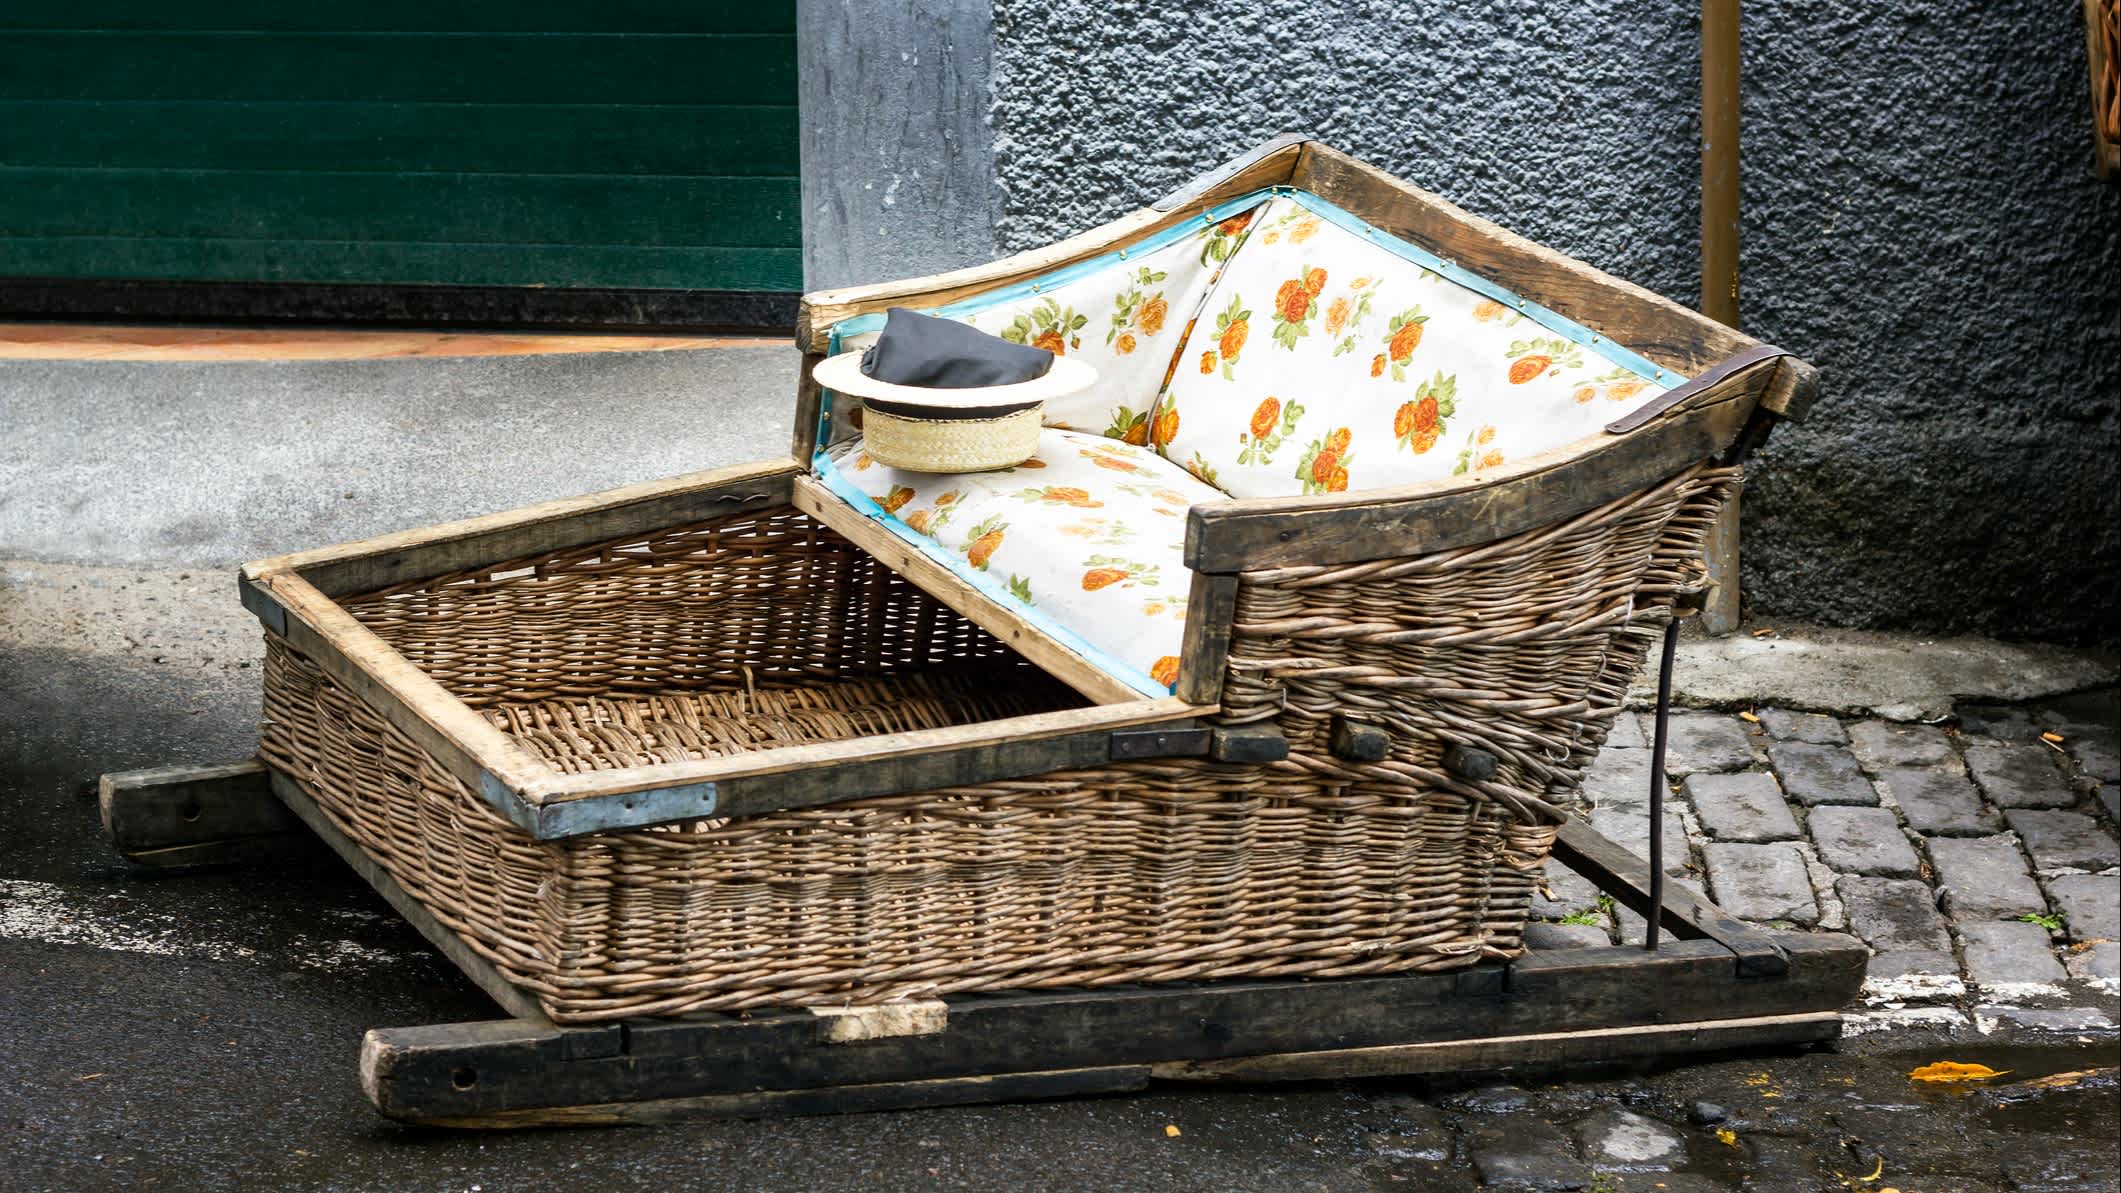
left=1537, top=688, right=2120, bottom=1038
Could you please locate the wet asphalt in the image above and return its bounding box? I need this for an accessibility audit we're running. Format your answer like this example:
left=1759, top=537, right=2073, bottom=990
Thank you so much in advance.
left=5, top=348, right=2118, bottom=1192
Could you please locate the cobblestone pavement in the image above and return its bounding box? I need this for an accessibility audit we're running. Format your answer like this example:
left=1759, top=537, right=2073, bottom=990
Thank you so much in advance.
left=1532, top=687, right=2121, bottom=1035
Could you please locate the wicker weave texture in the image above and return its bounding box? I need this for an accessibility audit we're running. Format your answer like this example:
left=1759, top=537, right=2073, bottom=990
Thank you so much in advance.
left=344, top=507, right=1031, bottom=706
left=256, top=480, right=1726, bottom=1022
left=1222, top=463, right=1739, bottom=822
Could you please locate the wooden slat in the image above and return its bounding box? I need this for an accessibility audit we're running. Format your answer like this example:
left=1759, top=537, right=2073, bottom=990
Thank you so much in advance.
left=791, top=473, right=1147, bottom=705
left=789, top=351, right=828, bottom=459
left=1184, top=369, right=1768, bottom=573
left=1151, top=1012, right=1843, bottom=1083
left=98, top=758, right=304, bottom=867
left=0, top=169, right=796, bottom=247
left=243, top=457, right=799, bottom=596
left=1174, top=571, right=1239, bottom=706
left=794, top=137, right=1305, bottom=352
left=267, top=769, right=556, bottom=1027
left=0, top=32, right=793, bottom=105
left=1292, top=142, right=1754, bottom=377
left=357, top=929, right=1864, bottom=1122
left=1761, top=353, right=1823, bottom=421
left=255, top=572, right=552, bottom=816
left=375, top=1065, right=1152, bottom=1128
left=0, top=101, right=799, bottom=177
left=0, top=237, right=802, bottom=292
left=1553, top=820, right=1789, bottom=977
left=0, top=2, right=796, bottom=32
left=521, top=698, right=1213, bottom=838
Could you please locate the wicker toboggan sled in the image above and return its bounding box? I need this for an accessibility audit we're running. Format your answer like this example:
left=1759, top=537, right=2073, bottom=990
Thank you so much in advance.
left=101, top=137, right=1862, bottom=1127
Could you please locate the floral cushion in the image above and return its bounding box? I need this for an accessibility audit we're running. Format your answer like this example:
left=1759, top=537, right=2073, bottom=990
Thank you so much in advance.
left=815, top=429, right=1224, bottom=694
left=828, top=199, right=1267, bottom=441
left=1150, top=195, right=1681, bottom=498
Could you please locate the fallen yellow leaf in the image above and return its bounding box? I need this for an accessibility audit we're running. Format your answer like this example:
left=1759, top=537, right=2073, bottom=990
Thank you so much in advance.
left=1716, top=1128, right=1738, bottom=1147
left=1164, top=1124, right=1181, bottom=1138
left=1909, top=1060, right=2009, bottom=1083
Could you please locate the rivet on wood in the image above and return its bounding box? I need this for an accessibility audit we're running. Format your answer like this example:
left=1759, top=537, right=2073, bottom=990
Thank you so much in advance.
left=1441, top=744, right=1499, bottom=782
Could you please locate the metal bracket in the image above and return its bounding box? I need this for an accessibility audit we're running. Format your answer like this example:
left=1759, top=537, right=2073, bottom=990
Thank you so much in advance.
left=238, top=577, right=288, bottom=637
left=1109, top=726, right=1212, bottom=761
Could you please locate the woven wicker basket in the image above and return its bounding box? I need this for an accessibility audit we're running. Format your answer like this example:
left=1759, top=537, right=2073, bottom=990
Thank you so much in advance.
left=256, top=465, right=1730, bottom=1023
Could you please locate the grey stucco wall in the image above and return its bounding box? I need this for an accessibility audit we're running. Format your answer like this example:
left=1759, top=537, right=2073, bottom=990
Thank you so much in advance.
left=975, top=0, right=2120, bottom=641
left=797, top=0, right=1002, bottom=290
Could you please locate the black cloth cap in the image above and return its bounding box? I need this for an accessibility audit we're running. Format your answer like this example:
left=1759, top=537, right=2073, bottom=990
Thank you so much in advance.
left=860, top=307, right=1055, bottom=389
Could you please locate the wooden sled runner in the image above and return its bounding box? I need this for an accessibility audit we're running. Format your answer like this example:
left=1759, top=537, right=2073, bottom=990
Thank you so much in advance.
left=102, top=758, right=1862, bottom=1127
left=100, top=137, right=1859, bottom=1126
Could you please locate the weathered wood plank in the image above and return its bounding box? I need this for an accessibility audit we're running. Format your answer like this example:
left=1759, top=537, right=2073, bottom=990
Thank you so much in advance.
left=1174, top=571, right=1239, bottom=705
left=789, top=350, right=828, bottom=459
left=1185, top=373, right=1765, bottom=573
left=98, top=759, right=302, bottom=866
left=372, top=1062, right=1152, bottom=1128
left=795, top=138, right=1305, bottom=353
left=1554, top=820, right=1791, bottom=977
left=522, top=696, right=1215, bottom=838
left=1760, top=353, right=1822, bottom=421
left=2088, top=0, right=2120, bottom=181
left=1151, top=1012, right=1842, bottom=1083
left=267, top=768, right=557, bottom=1027
left=255, top=573, right=553, bottom=818
left=357, top=931, right=1863, bottom=1121
left=243, top=457, right=800, bottom=597
left=791, top=473, right=1147, bottom=705
left=1292, top=142, right=1755, bottom=376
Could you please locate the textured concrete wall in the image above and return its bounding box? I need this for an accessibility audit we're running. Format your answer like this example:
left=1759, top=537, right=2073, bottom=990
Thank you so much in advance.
left=983, top=0, right=2120, bottom=641
left=797, top=0, right=1001, bottom=290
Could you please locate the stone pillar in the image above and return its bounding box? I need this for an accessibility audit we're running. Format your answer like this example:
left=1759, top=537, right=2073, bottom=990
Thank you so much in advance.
left=796, top=0, right=1002, bottom=291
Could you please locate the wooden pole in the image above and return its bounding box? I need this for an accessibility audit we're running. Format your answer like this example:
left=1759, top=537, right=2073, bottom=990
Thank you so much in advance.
left=1699, top=0, right=1743, bottom=634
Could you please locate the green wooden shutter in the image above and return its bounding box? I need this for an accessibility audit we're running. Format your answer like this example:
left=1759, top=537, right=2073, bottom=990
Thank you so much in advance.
left=0, top=3, right=799, bottom=293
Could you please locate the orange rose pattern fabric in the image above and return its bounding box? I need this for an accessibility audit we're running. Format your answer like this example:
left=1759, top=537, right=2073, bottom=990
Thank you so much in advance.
left=1150, top=197, right=1672, bottom=498
left=816, top=190, right=1677, bottom=691
left=825, top=430, right=1222, bottom=690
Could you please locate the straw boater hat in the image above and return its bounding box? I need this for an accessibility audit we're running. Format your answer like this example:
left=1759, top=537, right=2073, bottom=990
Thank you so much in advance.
left=812, top=339, right=1097, bottom=474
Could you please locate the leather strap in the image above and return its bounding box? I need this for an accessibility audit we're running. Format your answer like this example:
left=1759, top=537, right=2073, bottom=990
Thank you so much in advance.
left=1603, top=343, right=1790, bottom=434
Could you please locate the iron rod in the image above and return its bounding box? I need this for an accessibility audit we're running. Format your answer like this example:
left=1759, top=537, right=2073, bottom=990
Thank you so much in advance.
left=1646, top=617, right=1682, bottom=950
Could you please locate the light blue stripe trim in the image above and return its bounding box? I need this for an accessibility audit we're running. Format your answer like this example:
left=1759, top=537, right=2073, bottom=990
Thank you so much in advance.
left=809, top=449, right=1172, bottom=699
left=1275, top=187, right=1683, bottom=387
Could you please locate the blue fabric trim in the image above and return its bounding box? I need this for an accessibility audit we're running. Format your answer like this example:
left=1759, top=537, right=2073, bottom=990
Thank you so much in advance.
left=809, top=449, right=1173, bottom=699
left=1275, top=188, right=1684, bottom=387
